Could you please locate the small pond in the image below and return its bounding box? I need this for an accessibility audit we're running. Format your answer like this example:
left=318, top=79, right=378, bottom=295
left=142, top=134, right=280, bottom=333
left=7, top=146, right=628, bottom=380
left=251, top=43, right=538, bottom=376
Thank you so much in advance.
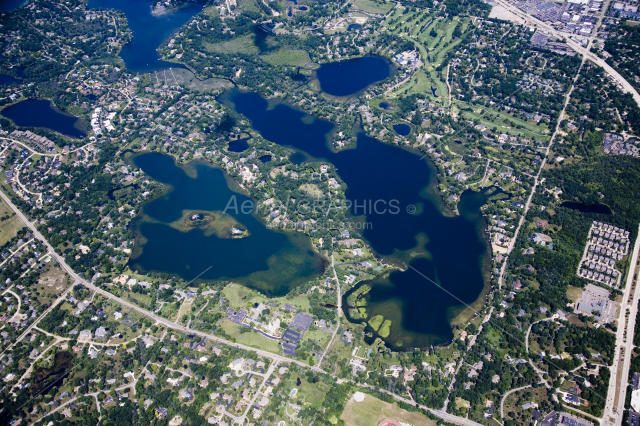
left=0, top=74, right=21, bottom=85
left=431, top=87, right=439, bottom=97
left=348, top=24, right=361, bottom=31
left=227, top=138, right=250, bottom=152
left=393, top=123, right=411, bottom=136
left=560, top=201, right=613, bottom=215
left=315, top=55, right=393, bottom=97
left=259, top=155, right=272, bottom=163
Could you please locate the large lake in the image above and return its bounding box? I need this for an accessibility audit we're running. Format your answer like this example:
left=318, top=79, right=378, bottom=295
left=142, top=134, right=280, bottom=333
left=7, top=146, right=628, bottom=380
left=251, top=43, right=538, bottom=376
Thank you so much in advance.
left=129, top=152, right=326, bottom=297
left=88, top=0, right=201, bottom=73
left=224, top=90, right=494, bottom=349
left=315, top=55, right=394, bottom=97
left=0, top=0, right=27, bottom=13
left=1, top=99, right=87, bottom=139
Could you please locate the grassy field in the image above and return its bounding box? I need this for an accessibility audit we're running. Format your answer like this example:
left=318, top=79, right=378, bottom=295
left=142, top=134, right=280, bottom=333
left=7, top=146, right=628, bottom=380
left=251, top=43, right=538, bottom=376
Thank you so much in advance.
left=385, top=15, right=469, bottom=104
left=160, top=303, right=178, bottom=320
left=566, top=285, right=584, bottom=303
left=219, top=320, right=282, bottom=353
left=456, top=102, right=551, bottom=141
left=304, top=328, right=332, bottom=350
left=341, top=393, right=437, bottom=426
left=205, top=34, right=260, bottom=55
left=261, top=49, right=311, bottom=67
left=127, top=291, right=153, bottom=308
left=34, top=266, right=69, bottom=305
left=0, top=199, right=24, bottom=247
left=351, top=0, right=394, bottom=14
left=284, top=374, right=331, bottom=405
left=168, top=68, right=234, bottom=92
left=221, top=283, right=312, bottom=313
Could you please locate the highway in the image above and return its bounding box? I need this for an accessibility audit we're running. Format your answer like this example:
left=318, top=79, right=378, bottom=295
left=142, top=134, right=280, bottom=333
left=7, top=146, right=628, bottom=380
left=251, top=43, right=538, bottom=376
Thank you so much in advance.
left=493, top=0, right=640, bottom=109
left=603, top=224, right=640, bottom=425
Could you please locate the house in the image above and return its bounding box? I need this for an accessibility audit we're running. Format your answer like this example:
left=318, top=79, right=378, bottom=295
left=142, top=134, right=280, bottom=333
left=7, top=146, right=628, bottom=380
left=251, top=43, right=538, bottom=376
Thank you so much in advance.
left=168, top=415, right=183, bottom=426
left=180, top=388, right=193, bottom=401
left=532, top=233, right=553, bottom=245
left=95, top=327, right=109, bottom=340
left=229, top=358, right=244, bottom=371
left=522, top=402, right=537, bottom=410
left=78, top=330, right=92, bottom=342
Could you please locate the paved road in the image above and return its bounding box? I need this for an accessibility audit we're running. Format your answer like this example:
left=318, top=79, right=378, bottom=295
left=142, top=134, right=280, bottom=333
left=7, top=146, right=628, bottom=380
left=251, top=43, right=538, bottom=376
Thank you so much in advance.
left=316, top=252, right=342, bottom=369
left=498, top=52, right=583, bottom=290
left=500, top=385, right=532, bottom=420
left=603, top=224, right=640, bottom=425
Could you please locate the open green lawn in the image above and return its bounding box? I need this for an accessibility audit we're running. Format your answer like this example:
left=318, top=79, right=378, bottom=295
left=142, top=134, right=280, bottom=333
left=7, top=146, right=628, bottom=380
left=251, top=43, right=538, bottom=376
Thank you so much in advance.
left=219, top=320, right=282, bottom=353
left=160, top=303, right=178, bottom=320
left=457, top=101, right=551, bottom=141
left=390, top=17, right=468, bottom=103
left=222, top=283, right=312, bottom=312
left=304, top=328, right=332, bottom=350
left=168, top=68, right=234, bottom=92
left=382, top=6, right=405, bottom=26
left=341, top=393, right=437, bottom=426
left=284, top=374, right=331, bottom=405
left=127, top=291, right=153, bottom=308
left=351, top=0, right=394, bottom=14
left=0, top=199, right=24, bottom=247
left=261, top=49, right=310, bottom=67
left=205, top=34, right=260, bottom=55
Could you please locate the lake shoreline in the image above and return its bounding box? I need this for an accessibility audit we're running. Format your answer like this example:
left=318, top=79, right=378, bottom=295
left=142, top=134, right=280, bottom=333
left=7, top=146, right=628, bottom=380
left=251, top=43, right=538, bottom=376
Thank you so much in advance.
left=0, top=98, right=88, bottom=140
left=126, top=152, right=327, bottom=297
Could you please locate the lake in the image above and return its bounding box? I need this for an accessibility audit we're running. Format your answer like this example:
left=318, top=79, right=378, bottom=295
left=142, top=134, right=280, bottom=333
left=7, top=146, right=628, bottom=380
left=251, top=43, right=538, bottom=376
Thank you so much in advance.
left=0, top=74, right=21, bottom=85
left=393, top=123, right=411, bottom=136
left=315, top=56, right=394, bottom=97
left=224, top=90, right=493, bottom=349
left=88, top=0, right=202, bottom=73
left=128, top=152, right=325, bottom=297
left=560, top=201, right=613, bottom=215
left=1, top=99, right=87, bottom=139
left=0, top=0, right=27, bottom=12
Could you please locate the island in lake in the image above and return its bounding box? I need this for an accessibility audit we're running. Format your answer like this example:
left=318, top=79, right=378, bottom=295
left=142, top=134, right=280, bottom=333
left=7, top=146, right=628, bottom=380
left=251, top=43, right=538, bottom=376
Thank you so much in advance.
left=167, top=209, right=250, bottom=239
